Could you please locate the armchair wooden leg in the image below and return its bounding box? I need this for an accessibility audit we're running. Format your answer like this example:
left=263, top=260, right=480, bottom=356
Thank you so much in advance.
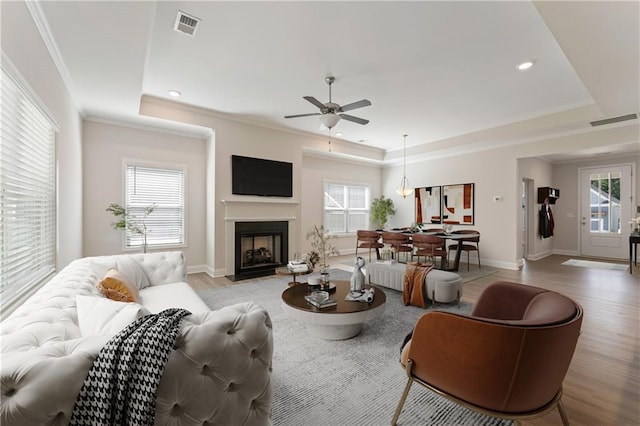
left=557, top=398, right=570, bottom=426
left=391, top=377, right=414, bottom=426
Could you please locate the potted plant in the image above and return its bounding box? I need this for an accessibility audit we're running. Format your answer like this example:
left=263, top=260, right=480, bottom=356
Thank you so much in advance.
left=306, top=225, right=337, bottom=268
left=306, top=225, right=337, bottom=288
left=370, top=196, right=396, bottom=230
left=106, top=203, right=156, bottom=253
left=303, top=250, right=320, bottom=270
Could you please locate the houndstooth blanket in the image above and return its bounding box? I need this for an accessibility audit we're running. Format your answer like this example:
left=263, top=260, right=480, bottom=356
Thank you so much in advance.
left=70, top=308, right=191, bottom=426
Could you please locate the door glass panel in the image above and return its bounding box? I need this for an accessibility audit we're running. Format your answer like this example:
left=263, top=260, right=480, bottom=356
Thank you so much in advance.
left=589, top=172, right=621, bottom=233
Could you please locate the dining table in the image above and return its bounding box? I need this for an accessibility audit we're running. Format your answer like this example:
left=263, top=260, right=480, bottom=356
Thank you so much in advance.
left=433, top=232, right=480, bottom=272
left=375, top=229, right=480, bottom=272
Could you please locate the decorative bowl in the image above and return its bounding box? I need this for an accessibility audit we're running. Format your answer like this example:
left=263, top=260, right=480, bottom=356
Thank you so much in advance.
left=309, top=290, right=329, bottom=303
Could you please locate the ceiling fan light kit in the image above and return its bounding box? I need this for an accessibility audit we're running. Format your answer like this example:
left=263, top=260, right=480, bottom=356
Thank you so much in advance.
left=285, top=76, right=371, bottom=129
left=319, top=113, right=341, bottom=129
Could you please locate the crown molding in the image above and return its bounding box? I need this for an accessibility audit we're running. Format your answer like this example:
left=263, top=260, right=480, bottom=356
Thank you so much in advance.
left=1, top=51, right=59, bottom=130
left=25, top=0, right=85, bottom=117
left=84, top=114, right=213, bottom=140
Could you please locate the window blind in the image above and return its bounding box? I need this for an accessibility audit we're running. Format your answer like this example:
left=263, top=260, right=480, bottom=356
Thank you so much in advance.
left=1, top=67, right=57, bottom=307
left=124, top=164, right=185, bottom=248
left=324, top=182, right=370, bottom=234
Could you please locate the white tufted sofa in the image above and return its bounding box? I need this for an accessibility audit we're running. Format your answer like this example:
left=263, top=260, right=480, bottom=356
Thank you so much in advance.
left=0, top=251, right=273, bottom=425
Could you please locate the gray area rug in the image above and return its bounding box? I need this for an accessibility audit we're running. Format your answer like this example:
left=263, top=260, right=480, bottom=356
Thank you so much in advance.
left=195, top=270, right=511, bottom=426
left=456, top=265, right=498, bottom=283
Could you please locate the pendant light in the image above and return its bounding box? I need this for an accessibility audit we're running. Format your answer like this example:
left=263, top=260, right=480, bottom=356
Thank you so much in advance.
left=396, top=134, right=413, bottom=198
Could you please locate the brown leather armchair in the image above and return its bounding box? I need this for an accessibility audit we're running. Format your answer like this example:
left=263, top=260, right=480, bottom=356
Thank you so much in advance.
left=393, top=281, right=583, bottom=425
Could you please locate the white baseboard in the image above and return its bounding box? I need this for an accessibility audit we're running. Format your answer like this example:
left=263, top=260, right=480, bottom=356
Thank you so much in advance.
left=186, top=265, right=222, bottom=278
left=187, top=264, right=208, bottom=274
left=526, top=250, right=553, bottom=261
left=211, top=267, right=227, bottom=278
left=553, top=249, right=579, bottom=256
left=482, top=259, right=521, bottom=271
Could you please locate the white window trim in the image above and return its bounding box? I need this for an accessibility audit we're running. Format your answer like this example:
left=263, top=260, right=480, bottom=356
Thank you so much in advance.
left=1, top=53, right=59, bottom=318
left=323, top=179, right=371, bottom=236
left=121, top=158, right=188, bottom=252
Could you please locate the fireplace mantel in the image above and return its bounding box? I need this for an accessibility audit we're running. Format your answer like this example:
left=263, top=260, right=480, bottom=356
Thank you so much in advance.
left=221, top=199, right=299, bottom=276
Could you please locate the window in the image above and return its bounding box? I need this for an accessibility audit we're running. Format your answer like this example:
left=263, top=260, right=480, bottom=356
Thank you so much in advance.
left=324, top=182, right=370, bottom=234
left=589, top=171, right=621, bottom=233
left=124, top=163, right=186, bottom=249
left=1, top=63, right=58, bottom=308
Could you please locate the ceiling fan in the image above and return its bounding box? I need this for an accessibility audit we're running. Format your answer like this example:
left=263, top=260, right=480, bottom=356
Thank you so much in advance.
left=284, top=76, right=371, bottom=129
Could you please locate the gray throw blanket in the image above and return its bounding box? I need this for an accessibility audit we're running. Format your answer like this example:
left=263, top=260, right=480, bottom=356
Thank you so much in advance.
left=70, top=308, right=191, bottom=426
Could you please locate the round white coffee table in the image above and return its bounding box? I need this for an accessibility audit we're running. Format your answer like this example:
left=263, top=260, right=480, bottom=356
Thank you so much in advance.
left=281, top=280, right=386, bottom=340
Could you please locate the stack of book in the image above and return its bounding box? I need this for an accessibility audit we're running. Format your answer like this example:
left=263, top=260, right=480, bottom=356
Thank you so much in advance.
left=304, top=295, right=337, bottom=309
left=287, top=260, right=308, bottom=273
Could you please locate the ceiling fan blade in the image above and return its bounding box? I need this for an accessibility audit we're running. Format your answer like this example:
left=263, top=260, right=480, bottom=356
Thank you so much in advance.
left=284, top=112, right=321, bottom=119
left=303, top=96, right=326, bottom=110
left=339, top=99, right=371, bottom=112
left=339, top=114, right=369, bottom=125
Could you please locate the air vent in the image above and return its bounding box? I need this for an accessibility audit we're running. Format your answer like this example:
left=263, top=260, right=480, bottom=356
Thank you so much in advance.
left=174, top=11, right=200, bottom=36
left=590, top=113, right=637, bottom=127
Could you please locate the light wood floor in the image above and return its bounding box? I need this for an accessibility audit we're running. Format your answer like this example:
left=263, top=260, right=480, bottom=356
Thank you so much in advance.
left=189, top=255, right=639, bottom=426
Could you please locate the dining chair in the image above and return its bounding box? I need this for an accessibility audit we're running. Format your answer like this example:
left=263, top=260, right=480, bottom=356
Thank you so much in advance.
left=448, top=230, right=480, bottom=271
left=393, top=281, right=583, bottom=426
left=355, top=230, right=384, bottom=262
left=411, top=233, right=447, bottom=269
left=382, top=231, right=413, bottom=263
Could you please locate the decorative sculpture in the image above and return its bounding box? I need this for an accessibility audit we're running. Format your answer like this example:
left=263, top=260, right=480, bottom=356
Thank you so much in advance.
left=350, top=256, right=366, bottom=293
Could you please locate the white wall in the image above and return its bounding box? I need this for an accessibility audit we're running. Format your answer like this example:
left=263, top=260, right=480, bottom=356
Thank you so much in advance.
left=518, top=158, right=554, bottom=259
left=552, top=153, right=640, bottom=255
left=139, top=96, right=384, bottom=276
left=301, top=154, right=382, bottom=255
left=384, top=146, right=520, bottom=270
left=1, top=1, right=83, bottom=269
left=383, top=124, right=639, bottom=269
left=82, top=120, right=207, bottom=269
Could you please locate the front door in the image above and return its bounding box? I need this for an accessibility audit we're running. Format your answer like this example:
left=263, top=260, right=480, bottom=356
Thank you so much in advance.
left=580, top=164, right=634, bottom=259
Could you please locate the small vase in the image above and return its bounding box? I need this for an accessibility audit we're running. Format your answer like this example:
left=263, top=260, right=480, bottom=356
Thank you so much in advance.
left=319, top=265, right=330, bottom=290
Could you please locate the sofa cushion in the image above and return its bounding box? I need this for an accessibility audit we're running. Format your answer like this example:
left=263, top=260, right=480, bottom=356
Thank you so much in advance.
left=76, top=295, right=150, bottom=336
left=115, top=256, right=151, bottom=290
left=139, top=282, right=210, bottom=314
left=98, top=268, right=140, bottom=302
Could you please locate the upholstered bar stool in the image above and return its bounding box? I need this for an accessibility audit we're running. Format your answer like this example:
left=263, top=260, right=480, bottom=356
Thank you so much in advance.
left=355, top=230, right=384, bottom=262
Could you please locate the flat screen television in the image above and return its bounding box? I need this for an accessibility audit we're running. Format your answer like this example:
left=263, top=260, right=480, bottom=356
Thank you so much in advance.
left=231, top=155, right=293, bottom=197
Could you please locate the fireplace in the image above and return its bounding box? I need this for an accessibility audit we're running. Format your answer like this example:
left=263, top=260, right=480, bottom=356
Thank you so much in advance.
left=229, top=221, right=288, bottom=281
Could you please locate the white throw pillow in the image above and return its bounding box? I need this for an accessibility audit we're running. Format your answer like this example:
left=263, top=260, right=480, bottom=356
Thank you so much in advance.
left=89, top=262, right=111, bottom=284
left=76, top=295, right=150, bottom=337
left=115, top=257, right=151, bottom=290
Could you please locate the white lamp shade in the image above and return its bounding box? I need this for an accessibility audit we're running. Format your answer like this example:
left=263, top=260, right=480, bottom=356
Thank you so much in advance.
left=319, top=113, right=341, bottom=129
left=396, top=176, right=414, bottom=198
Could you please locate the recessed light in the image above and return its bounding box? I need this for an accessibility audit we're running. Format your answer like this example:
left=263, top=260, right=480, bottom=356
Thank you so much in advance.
left=168, top=90, right=181, bottom=97
left=517, top=61, right=535, bottom=71
left=335, top=132, right=343, bottom=137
